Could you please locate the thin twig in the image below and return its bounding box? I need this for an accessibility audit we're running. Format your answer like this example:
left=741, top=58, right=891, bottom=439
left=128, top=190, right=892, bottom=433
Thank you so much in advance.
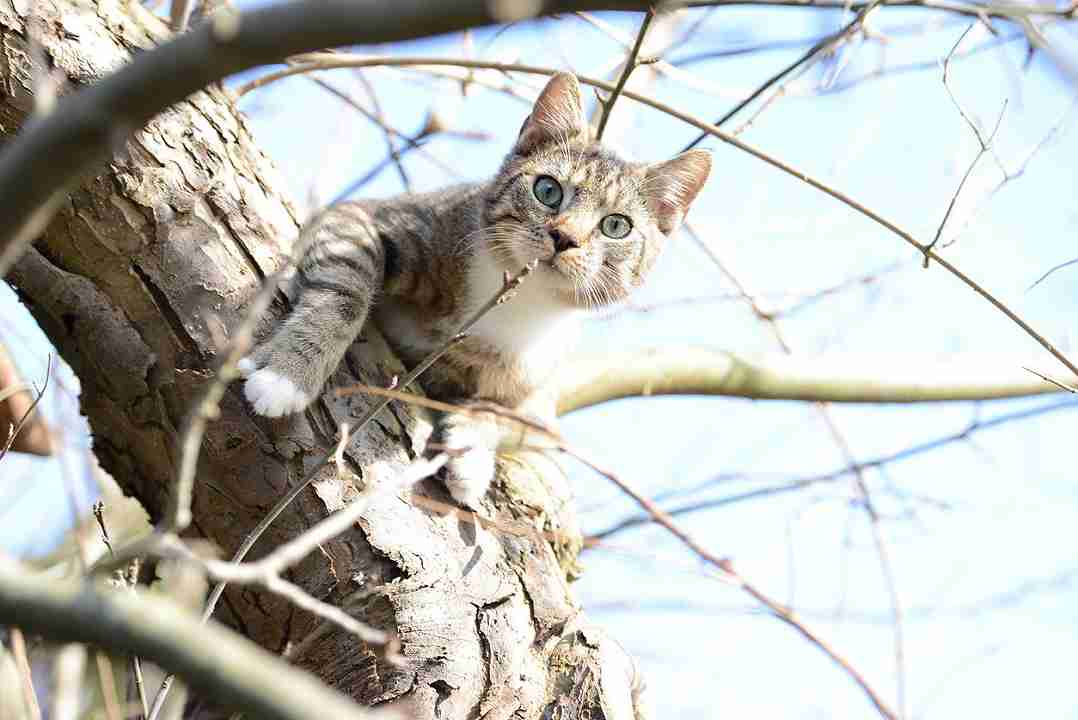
left=302, top=72, right=413, bottom=190
left=352, top=71, right=411, bottom=191
left=93, top=502, right=150, bottom=720
left=0, top=358, right=50, bottom=463
left=1028, top=256, right=1078, bottom=291
left=9, top=628, right=41, bottom=720
left=687, top=222, right=906, bottom=718
left=589, top=398, right=1078, bottom=539
left=956, top=93, right=1078, bottom=256
left=594, top=8, right=657, bottom=140
left=678, top=0, right=1077, bottom=21
left=923, top=24, right=1008, bottom=265
left=1023, top=366, right=1077, bottom=393
left=52, top=644, right=87, bottom=720
left=574, top=11, right=740, bottom=100
left=94, top=652, right=123, bottom=720
left=0, top=556, right=374, bottom=720
left=683, top=0, right=884, bottom=147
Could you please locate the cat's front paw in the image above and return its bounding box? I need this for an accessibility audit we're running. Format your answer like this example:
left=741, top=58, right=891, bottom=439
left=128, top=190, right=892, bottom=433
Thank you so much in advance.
left=238, top=355, right=315, bottom=418
left=439, top=424, right=497, bottom=509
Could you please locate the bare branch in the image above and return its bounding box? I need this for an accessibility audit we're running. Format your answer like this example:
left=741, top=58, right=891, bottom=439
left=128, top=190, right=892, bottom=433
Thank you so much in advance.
left=1028, top=256, right=1078, bottom=291
left=8, top=628, right=41, bottom=720
left=92, top=501, right=151, bottom=720
left=590, top=396, right=1078, bottom=539
left=0, top=357, right=50, bottom=463
left=677, top=0, right=1078, bottom=22
left=683, top=0, right=885, bottom=147
left=556, top=346, right=1061, bottom=414
left=688, top=221, right=908, bottom=717
left=0, top=557, right=376, bottom=720
left=594, top=8, right=656, bottom=140
left=923, top=24, right=1009, bottom=265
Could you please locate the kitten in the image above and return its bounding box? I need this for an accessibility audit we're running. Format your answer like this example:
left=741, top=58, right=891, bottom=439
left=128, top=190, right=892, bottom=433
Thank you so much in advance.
left=239, top=73, right=711, bottom=507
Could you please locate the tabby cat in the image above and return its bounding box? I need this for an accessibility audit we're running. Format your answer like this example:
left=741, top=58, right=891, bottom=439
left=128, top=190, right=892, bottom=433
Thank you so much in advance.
left=239, top=73, right=711, bottom=507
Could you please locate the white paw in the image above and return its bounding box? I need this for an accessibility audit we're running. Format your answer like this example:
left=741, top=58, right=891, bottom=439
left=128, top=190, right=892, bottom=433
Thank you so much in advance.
left=243, top=368, right=311, bottom=417
left=442, top=428, right=495, bottom=507
left=236, top=357, right=256, bottom=377
left=445, top=457, right=494, bottom=508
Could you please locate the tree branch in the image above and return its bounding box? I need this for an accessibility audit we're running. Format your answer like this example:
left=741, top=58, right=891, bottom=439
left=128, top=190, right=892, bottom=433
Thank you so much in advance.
left=589, top=396, right=1078, bottom=540
left=680, top=0, right=1078, bottom=21
left=0, top=558, right=374, bottom=720
left=594, top=7, right=656, bottom=140
left=556, top=347, right=1060, bottom=414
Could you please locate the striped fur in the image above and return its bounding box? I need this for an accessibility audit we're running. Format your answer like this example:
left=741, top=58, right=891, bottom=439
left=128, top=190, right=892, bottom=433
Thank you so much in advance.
left=241, top=73, right=711, bottom=505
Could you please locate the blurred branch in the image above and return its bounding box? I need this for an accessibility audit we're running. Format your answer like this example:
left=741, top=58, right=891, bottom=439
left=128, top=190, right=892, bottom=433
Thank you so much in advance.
left=669, top=17, right=958, bottom=66
left=302, top=74, right=412, bottom=190
left=0, top=356, right=51, bottom=462
left=93, top=502, right=150, bottom=720
left=1029, top=256, right=1078, bottom=290
left=556, top=346, right=1061, bottom=414
left=8, top=628, right=41, bottom=720
left=589, top=396, right=1078, bottom=539
left=679, top=0, right=1078, bottom=22
left=607, top=260, right=908, bottom=317
left=0, top=557, right=374, bottom=720
left=1019, top=15, right=1078, bottom=84
left=687, top=222, right=908, bottom=717
left=821, top=25, right=1029, bottom=93
left=575, top=11, right=743, bottom=99
left=52, top=644, right=87, bottom=720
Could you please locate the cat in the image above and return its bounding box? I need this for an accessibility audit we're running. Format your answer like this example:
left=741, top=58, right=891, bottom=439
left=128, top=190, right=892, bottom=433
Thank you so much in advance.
left=239, top=72, right=711, bottom=507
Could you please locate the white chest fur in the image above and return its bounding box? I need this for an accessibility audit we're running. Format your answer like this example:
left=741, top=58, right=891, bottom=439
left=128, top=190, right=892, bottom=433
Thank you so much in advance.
left=466, top=253, right=583, bottom=380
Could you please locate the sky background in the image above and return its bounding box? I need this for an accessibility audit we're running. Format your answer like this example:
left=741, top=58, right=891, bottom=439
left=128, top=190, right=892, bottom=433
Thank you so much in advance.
left=4, top=4, right=1078, bottom=718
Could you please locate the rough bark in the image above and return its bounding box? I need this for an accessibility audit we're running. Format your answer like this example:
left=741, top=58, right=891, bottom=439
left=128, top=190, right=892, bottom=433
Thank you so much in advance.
left=1, top=1, right=643, bottom=718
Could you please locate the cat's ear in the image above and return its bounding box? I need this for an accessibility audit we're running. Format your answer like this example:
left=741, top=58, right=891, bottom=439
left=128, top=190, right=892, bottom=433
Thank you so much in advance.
left=643, top=149, right=712, bottom=234
left=516, top=73, right=588, bottom=153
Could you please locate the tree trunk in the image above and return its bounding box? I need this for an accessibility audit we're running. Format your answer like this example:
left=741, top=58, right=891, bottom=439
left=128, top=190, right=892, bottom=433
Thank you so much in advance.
left=1, top=0, right=644, bottom=717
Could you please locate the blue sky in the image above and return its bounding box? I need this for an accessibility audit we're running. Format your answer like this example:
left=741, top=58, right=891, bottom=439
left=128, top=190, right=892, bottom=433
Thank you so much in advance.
left=4, top=5, right=1078, bottom=718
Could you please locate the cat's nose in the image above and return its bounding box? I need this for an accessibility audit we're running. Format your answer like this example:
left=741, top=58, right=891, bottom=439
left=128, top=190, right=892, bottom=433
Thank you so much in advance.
left=549, top=227, right=580, bottom=253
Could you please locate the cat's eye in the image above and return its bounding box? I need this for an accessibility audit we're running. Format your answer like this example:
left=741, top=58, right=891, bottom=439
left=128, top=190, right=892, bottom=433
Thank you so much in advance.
left=600, top=214, right=632, bottom=239
left=533, top=176, right=563, bottom=209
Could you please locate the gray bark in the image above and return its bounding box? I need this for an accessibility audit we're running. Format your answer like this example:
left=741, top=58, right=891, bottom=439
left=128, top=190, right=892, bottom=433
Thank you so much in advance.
left=1, top=0, right=644, bottom=717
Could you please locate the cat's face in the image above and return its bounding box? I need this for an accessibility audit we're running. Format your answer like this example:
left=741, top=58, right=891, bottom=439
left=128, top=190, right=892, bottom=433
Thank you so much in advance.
left=483, top=73, right=711, bottom=309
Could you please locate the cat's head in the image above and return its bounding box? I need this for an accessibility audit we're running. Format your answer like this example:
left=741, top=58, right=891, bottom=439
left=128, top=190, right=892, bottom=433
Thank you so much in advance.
left=483, top=72, right=711, bottom=308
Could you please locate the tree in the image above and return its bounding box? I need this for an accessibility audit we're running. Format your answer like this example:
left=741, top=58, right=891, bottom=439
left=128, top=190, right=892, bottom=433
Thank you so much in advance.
left=1, top=0, right=1074, bottom=718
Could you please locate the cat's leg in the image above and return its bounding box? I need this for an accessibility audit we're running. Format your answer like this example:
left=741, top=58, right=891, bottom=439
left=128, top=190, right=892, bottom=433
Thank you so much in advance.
left=431, top=393, right=558, bottom=508
left=241, top=204, right=385, bottom=417
left=432, top=406, right=502, bottom=508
